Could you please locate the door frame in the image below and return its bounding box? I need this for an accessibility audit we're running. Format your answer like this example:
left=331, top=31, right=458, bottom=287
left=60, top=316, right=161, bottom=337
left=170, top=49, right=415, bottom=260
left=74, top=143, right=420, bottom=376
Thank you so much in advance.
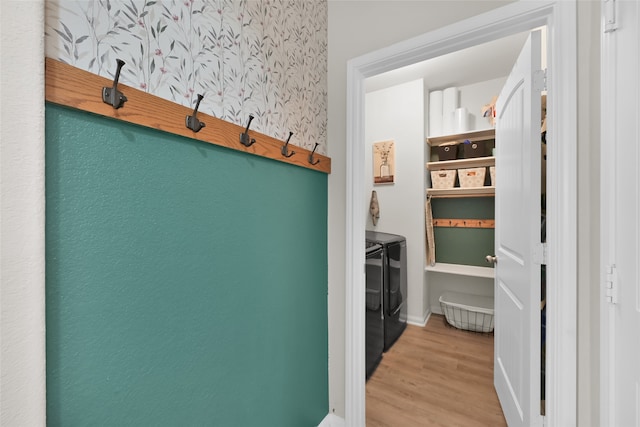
left=344, top=2, right=577, bottom=426
left=599, top=0, right=615, bottom=423
left=599, top=0, right=638, bottom=425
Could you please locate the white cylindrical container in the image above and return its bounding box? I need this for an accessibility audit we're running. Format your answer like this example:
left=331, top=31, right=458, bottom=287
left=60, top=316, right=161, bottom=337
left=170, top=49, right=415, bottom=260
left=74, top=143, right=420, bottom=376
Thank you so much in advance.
left=442, top=87, right=459, bottom=134
left=453, top=107, right=469, bottom=133
left=428, top=90, right=443, bottom=136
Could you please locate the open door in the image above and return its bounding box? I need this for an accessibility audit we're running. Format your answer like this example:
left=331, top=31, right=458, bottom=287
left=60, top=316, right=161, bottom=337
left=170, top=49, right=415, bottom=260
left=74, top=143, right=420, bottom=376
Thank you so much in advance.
left=493, top=30, right=543, bottom=427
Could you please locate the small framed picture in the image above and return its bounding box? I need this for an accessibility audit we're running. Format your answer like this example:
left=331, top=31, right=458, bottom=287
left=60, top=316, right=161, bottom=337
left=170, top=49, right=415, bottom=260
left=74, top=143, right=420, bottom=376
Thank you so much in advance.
left=373, top=140, right=395, bottom=184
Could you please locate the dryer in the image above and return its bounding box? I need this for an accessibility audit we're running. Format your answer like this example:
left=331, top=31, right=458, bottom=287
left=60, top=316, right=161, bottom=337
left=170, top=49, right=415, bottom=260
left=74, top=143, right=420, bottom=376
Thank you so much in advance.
left=365, top=242, right=384, bottom=379
left=365, top=231, right=407, bottom=351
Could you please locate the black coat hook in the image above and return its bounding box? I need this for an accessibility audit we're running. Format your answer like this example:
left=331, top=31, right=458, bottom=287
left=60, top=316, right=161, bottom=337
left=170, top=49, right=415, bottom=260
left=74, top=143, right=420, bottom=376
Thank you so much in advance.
left=102, top=59, right=127, bottom=109
left=239, top=114, right=256, bottom=147
left=186, top=94, right=206, bottom=132
left=281, top=132, right=295, bottom=158
left=308, top=143, right=320, bottom=165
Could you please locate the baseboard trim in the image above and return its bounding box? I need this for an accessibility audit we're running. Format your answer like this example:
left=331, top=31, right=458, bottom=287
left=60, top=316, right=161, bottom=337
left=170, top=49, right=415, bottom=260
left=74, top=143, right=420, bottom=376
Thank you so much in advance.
left=317, top=413, right=345, bottom=427
left=407, top=308, right=431, bottom=327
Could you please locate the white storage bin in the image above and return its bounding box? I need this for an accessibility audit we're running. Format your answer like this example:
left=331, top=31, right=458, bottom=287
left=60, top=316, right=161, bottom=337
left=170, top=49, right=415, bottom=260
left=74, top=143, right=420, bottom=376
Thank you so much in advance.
left=489, top=166, right=496, bottom=186
left=430, top=169, right=456, bottom=189
left=439, top=291, right=494, bottom=333
left=458, top=167, right=486, bottom=188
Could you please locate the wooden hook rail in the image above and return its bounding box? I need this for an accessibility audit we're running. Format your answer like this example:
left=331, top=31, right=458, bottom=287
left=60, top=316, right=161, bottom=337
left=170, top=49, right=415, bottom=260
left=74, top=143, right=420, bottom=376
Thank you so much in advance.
left=44, top=58, right=331, bottom=174
left=432, top=219, right=495, bottom=229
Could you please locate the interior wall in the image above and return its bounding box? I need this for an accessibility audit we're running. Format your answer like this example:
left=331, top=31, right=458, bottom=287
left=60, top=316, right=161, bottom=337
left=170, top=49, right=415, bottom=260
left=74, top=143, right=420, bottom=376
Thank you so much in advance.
left=327, top=0, right=518, bottom=417
left=0, top=1, right=46, bottom=425
left=456, top=77, right=508, bottom=132
left=365, top=79, right=428, bottom=324
left=39, top=2, right=331, bottom=424
left=45, top=0, right=328, bottom=154
left=45, top=104, right=328, bottom=426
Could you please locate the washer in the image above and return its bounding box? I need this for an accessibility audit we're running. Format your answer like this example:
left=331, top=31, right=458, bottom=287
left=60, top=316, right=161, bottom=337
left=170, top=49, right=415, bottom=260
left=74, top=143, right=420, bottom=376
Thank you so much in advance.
left=365, top=231, right=407, bottom=351
left=365, top=241, right=384, bottom=379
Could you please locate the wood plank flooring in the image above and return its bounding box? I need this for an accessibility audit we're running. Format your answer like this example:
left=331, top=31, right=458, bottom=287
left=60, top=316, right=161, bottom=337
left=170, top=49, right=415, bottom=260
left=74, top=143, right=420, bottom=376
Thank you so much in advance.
left=366, top=314, right=507, bottom=427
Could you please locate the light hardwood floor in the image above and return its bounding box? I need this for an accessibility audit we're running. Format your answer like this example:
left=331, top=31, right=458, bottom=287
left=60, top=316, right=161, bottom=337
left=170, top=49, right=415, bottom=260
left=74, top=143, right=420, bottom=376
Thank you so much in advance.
left=366, top=314, right=507, bottom=427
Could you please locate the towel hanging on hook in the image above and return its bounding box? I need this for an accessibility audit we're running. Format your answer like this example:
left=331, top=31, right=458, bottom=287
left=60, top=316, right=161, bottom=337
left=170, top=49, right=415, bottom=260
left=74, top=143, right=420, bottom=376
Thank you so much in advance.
left=370, top=190, right=380, bottom=226
left=425, top=195, right=436, bottom=266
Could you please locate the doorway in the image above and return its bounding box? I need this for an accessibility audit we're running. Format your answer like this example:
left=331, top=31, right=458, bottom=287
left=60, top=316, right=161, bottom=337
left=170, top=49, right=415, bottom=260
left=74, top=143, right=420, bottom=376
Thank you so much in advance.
left=345, top=2, right=577, bottom=426
left=363, top=27, right=544, bottom=426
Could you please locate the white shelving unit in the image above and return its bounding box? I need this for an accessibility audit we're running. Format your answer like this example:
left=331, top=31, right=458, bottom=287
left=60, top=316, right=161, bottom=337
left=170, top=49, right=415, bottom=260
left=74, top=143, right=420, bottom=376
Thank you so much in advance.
left=426, top=130, right=495, bottom=198
left=425, top=262, right=495, bottom=279
left=425, top=128, right=496, bottom=278
left=426, top=156, right=495, bottom=171
left=426, top=128, right=495, bottom=147
left=426, top=186, right=495, bottom=198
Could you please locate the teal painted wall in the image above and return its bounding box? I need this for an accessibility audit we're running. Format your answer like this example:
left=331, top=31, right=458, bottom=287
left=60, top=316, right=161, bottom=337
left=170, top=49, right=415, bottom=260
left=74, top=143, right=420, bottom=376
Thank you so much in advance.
left=431, top=198, right=495, bottom=267
left=45, top=104, right=328, bottom=426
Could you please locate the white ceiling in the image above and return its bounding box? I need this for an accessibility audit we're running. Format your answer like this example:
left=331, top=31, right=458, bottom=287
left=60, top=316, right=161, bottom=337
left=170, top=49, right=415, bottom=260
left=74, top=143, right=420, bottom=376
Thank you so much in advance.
left=364, top=30, right=531, bottom=93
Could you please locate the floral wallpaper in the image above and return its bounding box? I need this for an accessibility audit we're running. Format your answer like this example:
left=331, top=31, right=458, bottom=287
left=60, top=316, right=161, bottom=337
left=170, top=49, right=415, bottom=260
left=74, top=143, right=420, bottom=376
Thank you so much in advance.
left=45, top=0, right=327, bottom=154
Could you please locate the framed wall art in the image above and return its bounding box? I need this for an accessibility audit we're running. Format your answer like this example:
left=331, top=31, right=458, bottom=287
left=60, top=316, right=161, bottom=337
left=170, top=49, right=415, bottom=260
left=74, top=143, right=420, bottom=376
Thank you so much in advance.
left=373, top=140, right=395, bottom=184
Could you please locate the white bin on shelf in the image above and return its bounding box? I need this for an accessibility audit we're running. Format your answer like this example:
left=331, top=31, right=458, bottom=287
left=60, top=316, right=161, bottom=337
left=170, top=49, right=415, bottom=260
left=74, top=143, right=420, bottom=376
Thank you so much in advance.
left=430, top=169, right=457, bottom=189
left=458, top=167, right=486, bottom=188
left=439, top=291, right=494, bottom=333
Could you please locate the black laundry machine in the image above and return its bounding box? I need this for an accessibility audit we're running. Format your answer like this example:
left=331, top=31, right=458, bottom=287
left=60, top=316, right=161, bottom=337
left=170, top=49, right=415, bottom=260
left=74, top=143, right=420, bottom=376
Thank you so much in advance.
left=366, top=231, right=407, bottom=352
left=365, top=242, right=384, bottom=379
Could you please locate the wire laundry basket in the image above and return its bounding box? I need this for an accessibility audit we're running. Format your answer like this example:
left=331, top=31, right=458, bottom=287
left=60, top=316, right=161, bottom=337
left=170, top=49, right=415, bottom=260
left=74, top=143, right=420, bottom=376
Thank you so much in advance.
left=439, top=291, right=494, bottom=333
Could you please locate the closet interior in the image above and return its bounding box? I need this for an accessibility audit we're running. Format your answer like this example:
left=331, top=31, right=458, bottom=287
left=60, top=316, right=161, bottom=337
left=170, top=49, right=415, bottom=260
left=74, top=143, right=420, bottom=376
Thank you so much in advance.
left=364, top=26, right=548, bottom=418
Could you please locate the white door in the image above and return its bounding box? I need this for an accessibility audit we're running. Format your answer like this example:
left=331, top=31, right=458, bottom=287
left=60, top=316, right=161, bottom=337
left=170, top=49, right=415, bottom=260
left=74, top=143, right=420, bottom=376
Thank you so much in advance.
left=601, top=1, right=640, bottom=425
left=493, top=30, right=543, bottom=427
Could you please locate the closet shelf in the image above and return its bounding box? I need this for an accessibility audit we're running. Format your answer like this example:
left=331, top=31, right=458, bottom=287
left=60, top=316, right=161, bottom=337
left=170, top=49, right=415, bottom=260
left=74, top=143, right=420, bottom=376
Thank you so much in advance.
left=427, top=187, right=495, bottom=198
left=426, top=156, right=495, bottom=171
left=426, top=128, right=495, bottom=147
left=425, top=263, right=494, bottom=279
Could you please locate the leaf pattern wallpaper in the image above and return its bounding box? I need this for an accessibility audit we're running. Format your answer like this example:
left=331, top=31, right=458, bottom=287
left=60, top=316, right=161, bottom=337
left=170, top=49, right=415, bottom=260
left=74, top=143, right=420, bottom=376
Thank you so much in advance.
left=45, top=0, right=328, bottom=154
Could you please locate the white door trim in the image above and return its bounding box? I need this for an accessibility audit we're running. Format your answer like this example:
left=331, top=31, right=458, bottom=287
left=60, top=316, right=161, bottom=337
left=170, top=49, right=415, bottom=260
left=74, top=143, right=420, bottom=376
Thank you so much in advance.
left=344, top=2, right=577, bottom=426
left=599, top=0, right=616, bottom=423
left=599, top=1, right=639, bottom=425
left=599, top=0, right=617, bottom=427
